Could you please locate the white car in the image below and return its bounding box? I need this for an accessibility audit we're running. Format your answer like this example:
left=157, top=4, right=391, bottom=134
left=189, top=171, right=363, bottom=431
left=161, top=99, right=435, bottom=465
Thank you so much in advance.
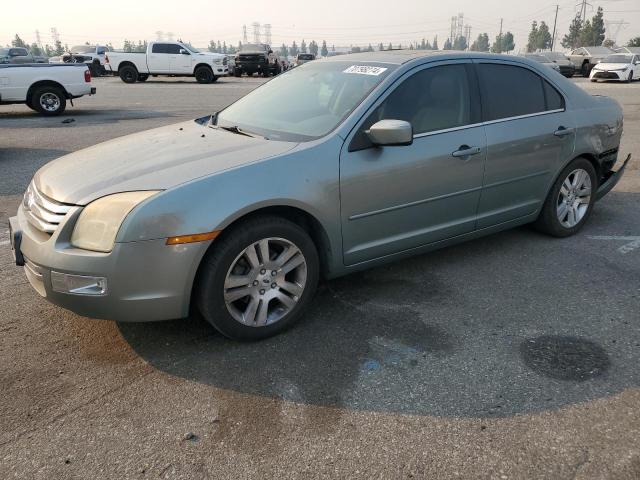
left=0, top=64, right=96, bottom=115
left=105, top=41, right=228, bottom=84
left=590, top=53, right=640, bottom=83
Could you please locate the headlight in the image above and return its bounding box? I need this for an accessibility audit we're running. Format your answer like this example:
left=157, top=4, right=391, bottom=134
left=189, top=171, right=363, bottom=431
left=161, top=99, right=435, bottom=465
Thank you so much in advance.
left=71, top=191, right=159, bottom=252
left=610, top=67, right=628, bottom=71
left=214, top=59, right=222, bottom=65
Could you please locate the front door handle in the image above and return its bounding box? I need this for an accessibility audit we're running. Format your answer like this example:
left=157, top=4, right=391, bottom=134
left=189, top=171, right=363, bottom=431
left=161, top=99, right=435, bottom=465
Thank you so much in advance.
left=451, top=145, right=482, bottom=158
left=554, top=126, right=574, bottom=137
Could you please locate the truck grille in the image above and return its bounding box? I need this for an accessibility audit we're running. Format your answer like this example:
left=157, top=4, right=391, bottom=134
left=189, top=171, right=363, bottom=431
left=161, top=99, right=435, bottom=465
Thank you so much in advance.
left=23, top=181, right=74, bottom=234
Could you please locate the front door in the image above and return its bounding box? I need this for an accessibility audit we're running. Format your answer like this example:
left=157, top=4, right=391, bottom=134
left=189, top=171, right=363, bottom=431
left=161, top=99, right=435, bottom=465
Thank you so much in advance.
left=169, top=44, right=192, bottom=73
left=340, top=62, right=486, bottom=265
left=474, top=61, right=576, bottom=228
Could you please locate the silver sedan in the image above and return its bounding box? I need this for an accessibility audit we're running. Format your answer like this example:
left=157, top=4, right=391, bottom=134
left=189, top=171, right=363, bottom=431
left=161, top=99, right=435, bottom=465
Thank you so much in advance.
left=10, top=51, right=629, bottom=340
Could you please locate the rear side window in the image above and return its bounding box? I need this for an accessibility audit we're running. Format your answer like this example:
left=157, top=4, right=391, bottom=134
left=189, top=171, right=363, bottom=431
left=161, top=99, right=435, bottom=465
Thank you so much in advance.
left=477, top=64, right=563, bottom=121
left=152, top=44, right=168, bottom=54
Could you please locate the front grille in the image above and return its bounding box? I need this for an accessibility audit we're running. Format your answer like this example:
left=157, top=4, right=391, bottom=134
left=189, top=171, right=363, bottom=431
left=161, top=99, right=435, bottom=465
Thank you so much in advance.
left=23, top=181, right=74, bottom=234
left=593, top=71, right=620, bottom=79
left=223, top=56, right=228, bottom=66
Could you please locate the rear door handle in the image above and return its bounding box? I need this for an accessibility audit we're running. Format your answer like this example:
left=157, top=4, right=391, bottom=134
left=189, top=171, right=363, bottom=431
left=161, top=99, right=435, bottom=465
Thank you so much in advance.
left=554, top=126, right=574, bottom=137
left=451, top=145, right=482, bottom=158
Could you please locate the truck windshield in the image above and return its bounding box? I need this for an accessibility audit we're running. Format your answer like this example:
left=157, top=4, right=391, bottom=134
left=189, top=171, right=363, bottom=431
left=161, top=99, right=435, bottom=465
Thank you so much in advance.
left=184, top=44, right=201, bottom=54
left=216, top=61, right=396, bottom=142
left=71, top=45, right=95, bottom=54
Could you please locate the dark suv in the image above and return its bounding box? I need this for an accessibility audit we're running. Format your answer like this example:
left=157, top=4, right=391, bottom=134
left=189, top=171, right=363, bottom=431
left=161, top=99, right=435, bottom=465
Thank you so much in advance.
left=234, top=44, right=281, bottom=77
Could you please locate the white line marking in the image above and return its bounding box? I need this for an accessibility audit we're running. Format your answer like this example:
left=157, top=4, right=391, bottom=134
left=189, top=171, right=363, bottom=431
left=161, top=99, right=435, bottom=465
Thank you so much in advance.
left=588, top=236, right=640, bottom=254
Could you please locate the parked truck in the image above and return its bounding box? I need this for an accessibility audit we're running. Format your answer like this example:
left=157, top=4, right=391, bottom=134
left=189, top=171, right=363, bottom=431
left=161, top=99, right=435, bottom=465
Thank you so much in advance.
left=61, top=45, right=110, bottom=77
left=105, top=41, right=228, bottom=84
left=0, top=64, right=96, bottom=115
left=567, top=46, right=614, bottom=76
left=234, top=44, right=282, bottom=77
left=0, top=47, right=48, bottom=64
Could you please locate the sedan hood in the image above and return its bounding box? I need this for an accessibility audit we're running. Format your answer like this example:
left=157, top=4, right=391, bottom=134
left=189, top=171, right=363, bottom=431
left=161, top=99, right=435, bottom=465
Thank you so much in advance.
left=35, top=120, right=297, bottom=205
left=593, top=62, right=631, bottom=71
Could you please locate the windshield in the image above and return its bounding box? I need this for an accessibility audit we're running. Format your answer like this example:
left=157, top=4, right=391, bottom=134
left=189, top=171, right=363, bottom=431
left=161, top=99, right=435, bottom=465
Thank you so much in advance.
left=602, top=55, right=632, bottom=64
left=184, top=44, right=201, bottom=54
left=298, top=54, right=314, bottom=60
left=241, top=44, right=266, bottom=53
left=71, top=45, right=95, bottom=53
left=216, top=61, right=396, bottom=142
left=525, top=54, right=549, bottom=63
left=543, top=52, right=567, bottom=61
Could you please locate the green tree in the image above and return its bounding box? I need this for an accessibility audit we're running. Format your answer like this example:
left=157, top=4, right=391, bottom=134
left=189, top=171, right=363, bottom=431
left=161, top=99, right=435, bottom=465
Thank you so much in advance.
left=290, top=41, right=299, bottom=57
left=11, top=34, right=28, bottom=48
left=562, top=16, right=583, bottom=49
left=628, top=37, right=640, bottom=47
left=44, top=44, right=55, bottom=57
left=280, top=43, right=289, bottom=57
left=30, top=43, right=42, bottom=56
left=443, top=38, right=452, bottom=50
left=321, top=40, right=328, bottom=57
left=432, top=36, right=438, bottom=50
left=300, top=40, right=307, bottom=53
left=453, top=36, right=467, bottom=50
left=208, top=40, right=217, bottom=52
left=420, top=38, right=426, bottom=50
left=470, top=33, right=490, bottom=52
left=388, top=42, right=393, bottom=50
left=527, top=21, right=539, bottom=52
left=537, top=22, right=552, bottom=50
left=590, top=6, right=606, bottom=46
left=222, top=41, right=227, bottom=54
left=366, top=43, right=374, bottom=52
left=309, top=40, right=319, bottom=56
left=378, top=42, right=384, bottom=51
left=603, top=39, right=615, bottom=48
left=491, top=31, right=514, bottom=53
left=579, top=20, right=594, bottom=47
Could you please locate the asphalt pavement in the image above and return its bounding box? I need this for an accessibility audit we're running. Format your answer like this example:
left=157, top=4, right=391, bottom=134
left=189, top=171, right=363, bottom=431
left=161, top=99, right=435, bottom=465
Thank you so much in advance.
left=1, top=75, right=640, bottom=479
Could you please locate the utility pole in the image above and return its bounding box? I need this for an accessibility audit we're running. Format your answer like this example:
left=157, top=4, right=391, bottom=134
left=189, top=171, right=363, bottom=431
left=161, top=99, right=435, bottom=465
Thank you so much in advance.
left=551, top=4, right=559, bottom=51
left=576, top=0, right=591, bottom=23
left=498, top=18, right=503, bottom=53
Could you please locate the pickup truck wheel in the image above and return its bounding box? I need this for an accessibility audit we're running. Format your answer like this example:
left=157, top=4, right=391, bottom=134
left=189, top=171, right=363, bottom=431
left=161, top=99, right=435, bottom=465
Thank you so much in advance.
left=195, top=66, right=214, bottom=84
left=31, top=86, right=66, bottom=116
left=119, top=65, right=138, bottom=83
left=534, top=158, right=596, bottom=237
left=196, top=216, right=319, bottom=341
left=137, top=74, right=149, bottom=82
left=234, top=70, right=242, bottom=77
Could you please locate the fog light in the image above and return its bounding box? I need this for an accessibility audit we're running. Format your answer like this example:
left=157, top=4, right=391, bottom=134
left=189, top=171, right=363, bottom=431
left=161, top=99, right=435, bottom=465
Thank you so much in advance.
left=51, top=271, right=107, bottom=296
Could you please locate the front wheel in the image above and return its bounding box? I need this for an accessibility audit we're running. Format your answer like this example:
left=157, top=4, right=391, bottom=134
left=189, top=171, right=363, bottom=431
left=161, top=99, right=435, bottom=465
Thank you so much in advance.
left=196, top=216, right=319, bottom=340
left=31, top=86, right=67, bottom=116
left=137, top=74, right=149, bottom=82
left=626, top=71, right=633, bottom=83
left=194, top=66, right=214, bottom=84
left=534, top=158, right=597, bottom=237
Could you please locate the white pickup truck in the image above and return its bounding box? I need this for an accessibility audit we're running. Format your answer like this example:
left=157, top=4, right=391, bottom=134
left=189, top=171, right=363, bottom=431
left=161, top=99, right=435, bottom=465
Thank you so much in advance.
left=0, top=64, right=95, bottom=115
left=105, top=41, right=228, bottom=84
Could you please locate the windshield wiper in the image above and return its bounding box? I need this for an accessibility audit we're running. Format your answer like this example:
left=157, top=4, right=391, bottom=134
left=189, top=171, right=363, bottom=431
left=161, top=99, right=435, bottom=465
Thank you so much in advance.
left=217, top=125, right=259, bottom=138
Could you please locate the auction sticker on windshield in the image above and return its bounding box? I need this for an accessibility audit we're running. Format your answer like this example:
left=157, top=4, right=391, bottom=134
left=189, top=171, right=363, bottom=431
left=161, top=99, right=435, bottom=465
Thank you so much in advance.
left=343, top=65, right=388, bottom=76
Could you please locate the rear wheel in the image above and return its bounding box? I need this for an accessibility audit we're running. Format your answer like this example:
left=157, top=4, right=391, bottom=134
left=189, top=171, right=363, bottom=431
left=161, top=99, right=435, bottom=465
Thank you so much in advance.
left=196, top=216, right=319, bottom=340
left=534, top=158, right=597, bottom=237
left=31, top=85, right=67, bottom=116
left=581, top=62, right=590, bottom=77
left=194, top=66, right=214, bottom=84
left=119, top=65, right=138, bottom=83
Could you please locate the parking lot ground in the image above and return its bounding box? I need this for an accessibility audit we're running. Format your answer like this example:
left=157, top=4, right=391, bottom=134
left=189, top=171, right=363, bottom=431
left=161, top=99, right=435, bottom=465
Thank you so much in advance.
left=1, top=75, right=640, bottom=479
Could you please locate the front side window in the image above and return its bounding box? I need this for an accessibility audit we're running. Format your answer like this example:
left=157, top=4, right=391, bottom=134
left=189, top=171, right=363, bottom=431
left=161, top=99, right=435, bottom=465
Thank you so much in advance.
left=350, top=64, right=478, bottom=150
left=477, top=63, right=563, bottom=121
left=216, top=61, right=396, bottom=142
left=166, top=44, right=183, bottom=54
left=11, top=48, right=28, bottom=56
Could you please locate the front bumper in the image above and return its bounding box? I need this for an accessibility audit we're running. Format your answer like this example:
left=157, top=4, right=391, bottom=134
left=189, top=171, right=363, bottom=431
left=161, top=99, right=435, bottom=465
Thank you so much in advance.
left=590, top=70, right=626, bottom=80
left=9, top=204, right=207, bottom=322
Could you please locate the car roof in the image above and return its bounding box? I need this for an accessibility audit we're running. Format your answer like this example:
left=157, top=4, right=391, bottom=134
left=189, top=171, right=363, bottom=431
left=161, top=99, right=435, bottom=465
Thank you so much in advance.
left=320, top=50, right=527, bottom=65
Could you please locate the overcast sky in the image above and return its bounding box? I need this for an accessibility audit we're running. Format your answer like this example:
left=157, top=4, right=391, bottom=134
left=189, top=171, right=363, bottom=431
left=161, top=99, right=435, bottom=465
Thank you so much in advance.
left=3, top=0, right=639, bottom=52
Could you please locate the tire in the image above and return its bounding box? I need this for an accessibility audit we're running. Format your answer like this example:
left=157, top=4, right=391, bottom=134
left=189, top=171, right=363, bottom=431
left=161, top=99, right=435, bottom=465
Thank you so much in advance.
left=89, top=61, right=101, bottom=77
left=119, top=65, right=138, bottom=83
left=137, top=74, right=149, bottom=82
left=31, top=85, right=66, bottom=116
left=194, top=65, right=214, bottom=84
left=581, top=62, right=590, bottom=77
left=626, top=71, right=633, bottom=83
left=234, top=70, right=241, bottom=77
left=534, top=158, right=597, bottom=238
left=196, top=216, right=320, bottom=341
left=590, top=79, right=597, bottom=82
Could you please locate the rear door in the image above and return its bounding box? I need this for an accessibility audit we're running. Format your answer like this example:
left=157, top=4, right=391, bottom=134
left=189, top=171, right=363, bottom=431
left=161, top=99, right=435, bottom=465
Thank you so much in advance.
left=147, top=43, right=171, bottom=72
left=474, top=61, right=575, bottom=228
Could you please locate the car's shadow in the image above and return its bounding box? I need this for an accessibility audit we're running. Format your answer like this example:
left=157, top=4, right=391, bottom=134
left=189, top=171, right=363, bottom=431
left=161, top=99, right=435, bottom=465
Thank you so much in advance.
left=118, top=192, right=640, bottom=418
left=0, top=109, right=175, bottom=126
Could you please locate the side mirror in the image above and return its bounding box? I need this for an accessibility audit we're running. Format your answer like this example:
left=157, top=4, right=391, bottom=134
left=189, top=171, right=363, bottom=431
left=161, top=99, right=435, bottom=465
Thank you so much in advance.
left=179, top=49, right=190, bottom=55
left=366, top=120, right=413, bottom=147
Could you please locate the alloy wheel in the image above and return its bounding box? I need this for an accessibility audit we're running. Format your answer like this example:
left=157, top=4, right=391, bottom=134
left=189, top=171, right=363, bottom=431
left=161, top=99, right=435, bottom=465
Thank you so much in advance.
left=223, top=237, right=307, bottom=327
left=556, top=168, right=592, bottom=228
left=39, top=93, right=60, bottom=112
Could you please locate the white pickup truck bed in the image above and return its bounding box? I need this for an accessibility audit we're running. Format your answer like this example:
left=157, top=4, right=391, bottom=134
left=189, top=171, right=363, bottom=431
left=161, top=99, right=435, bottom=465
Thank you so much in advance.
left=0, top=64, right=96, bottom=115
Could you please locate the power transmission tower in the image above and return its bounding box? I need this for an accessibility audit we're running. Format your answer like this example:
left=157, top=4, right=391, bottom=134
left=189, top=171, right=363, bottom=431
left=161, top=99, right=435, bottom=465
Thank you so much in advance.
left=464, top=24, right=472, bottom=49
left=604, top=20, right=628, bottom=45
left=576, top=0, right=592, bottom=22
left=252, top=22, right=261, bottom=43
left=35, top=29, right=44, bottom=51
left=450, top=16, right=457, bottom=45
left=551, top=4, right=559, bottom=51
left=242, top=25, right=248, bottom=43
left=51, top=27, right=60, bottom=44
left=457, top=13, right=464, bottom=40
left=497, top=18, right=503, bottom=53
left=263, top=24, right=272, bottom=45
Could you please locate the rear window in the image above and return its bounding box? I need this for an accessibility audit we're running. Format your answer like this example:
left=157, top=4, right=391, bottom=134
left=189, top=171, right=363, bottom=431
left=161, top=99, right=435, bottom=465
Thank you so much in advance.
left=151, top=44, right=168, bottom=54
left=477, top=63, right=563, bottom=121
